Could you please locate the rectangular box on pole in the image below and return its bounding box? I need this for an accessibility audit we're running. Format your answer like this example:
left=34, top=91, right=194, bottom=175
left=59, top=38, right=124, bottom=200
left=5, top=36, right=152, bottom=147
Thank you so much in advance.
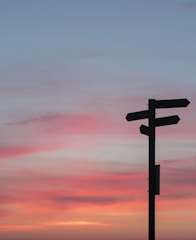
left=154, top=165, right=160, bottom=195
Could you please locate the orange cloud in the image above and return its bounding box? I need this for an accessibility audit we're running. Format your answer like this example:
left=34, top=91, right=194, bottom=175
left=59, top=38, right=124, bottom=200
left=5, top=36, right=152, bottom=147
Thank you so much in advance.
left=0, top=220, right=109, bottom=232
left=0, top=224, right=44, bottom=231
left=46, top=220, right=110, bottom=227
left=1, top=154, right=195, bottom=236
left=0, top=158, right=195, bottom=240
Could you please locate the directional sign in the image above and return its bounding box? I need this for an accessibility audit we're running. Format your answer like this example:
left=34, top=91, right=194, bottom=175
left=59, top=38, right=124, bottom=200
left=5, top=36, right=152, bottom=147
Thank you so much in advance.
left=155, top=98, right=190, bottom=109
left=140, top=124, right=149, bottom=136
left=126, top=98, right=189, bottom=240
left=126, top=110, right=149, bottom=121
left=155, top=115, right=180, bottom=127
left=139, top=115, right=180, bottom=135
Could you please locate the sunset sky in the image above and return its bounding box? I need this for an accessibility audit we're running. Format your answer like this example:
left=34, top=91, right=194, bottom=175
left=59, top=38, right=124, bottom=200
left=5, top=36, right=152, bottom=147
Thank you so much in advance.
left=0, top=1, right=196, bottom=240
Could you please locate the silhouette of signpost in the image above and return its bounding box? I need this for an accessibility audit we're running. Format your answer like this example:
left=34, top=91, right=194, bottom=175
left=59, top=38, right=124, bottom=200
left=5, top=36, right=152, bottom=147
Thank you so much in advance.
left=125, top=98, right=190, bottom=240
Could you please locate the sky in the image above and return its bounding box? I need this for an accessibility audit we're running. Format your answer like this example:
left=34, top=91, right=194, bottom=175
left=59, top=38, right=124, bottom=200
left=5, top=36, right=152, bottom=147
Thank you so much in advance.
left=0, top=0, right=196, bottom=240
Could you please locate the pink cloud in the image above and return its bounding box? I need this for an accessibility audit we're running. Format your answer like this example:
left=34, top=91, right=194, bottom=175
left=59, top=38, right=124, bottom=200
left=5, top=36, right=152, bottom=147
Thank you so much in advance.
left=2, top=157, right=195, bottom=209
left=0, top=145, right=36, bottom=158
left=0, top=167, right=148, bottom=228
left=0, top=143, right=63, bottom=159
left=0, top=169, right=146, bottom=207
left=0, top=157, right=195, bottom=232
left=5, top=94, right=195, bottom=141
left=1, top=100, right=194, bottom=162
left=2, top=112, right=113, bottom=159
left=6, top=112, right=107, bottom=135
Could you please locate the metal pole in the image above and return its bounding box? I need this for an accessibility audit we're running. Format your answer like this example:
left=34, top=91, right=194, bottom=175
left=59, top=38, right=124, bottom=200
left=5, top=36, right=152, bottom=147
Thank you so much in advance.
left=149, top=99, right=155, bottom=240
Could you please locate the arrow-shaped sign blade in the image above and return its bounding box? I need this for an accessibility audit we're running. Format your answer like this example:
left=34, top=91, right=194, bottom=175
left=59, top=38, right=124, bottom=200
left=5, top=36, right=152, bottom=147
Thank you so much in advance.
left=155, top=98, right=190, bottom=109
left=126, top=110, right=149, bottom=121
left=139, top=115, right=180, bottom=134
left=155, top=115, right=180, bottom=127
left=140, top=125, right=149, bottom=136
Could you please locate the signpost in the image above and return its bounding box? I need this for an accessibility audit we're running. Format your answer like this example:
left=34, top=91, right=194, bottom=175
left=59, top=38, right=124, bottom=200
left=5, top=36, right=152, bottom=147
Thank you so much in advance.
left=125, top=98, right=190, bottom=240
left=126, top=110, right=149, bottom=121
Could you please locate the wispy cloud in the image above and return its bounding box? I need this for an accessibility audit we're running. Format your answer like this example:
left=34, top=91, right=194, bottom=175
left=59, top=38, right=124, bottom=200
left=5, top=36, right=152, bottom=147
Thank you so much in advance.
left=0, top=220, right=110, bottom=232
left=46, top=220, right=110, bottom=227
left=6, top=113, right=64, bottom=126
left=2, top=112, right=110, bottom=158
left=55, top=195, right=133, bottom=204
left=6, top=112, right=106, bottom=135
left=0, top=143, right=63, bottom=158
left=0, top=169, right=146, bottom=207
left=0, top=145, right=36, bottom=158
left=0, top=224, right=44, bottom=231
left=0, top=157, right=196, bottom=230
left=1, top=157, right=196, bottom=208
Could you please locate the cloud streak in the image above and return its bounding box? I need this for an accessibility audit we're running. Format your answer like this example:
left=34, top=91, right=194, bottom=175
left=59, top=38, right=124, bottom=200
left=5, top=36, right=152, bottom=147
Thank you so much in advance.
left=5, top=112, right=107, bottom=135
left=6, top=113, right=64, bottom=126
left=55, top=195, right=133, bottom=204
left=0, top=143, right=63, bottom=158
left=1, top=157, right=196, bottom=208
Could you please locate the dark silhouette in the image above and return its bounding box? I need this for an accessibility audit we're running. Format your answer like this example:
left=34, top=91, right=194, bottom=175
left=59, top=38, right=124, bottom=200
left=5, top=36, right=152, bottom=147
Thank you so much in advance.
left=126, top=98, right=190, bottom=240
